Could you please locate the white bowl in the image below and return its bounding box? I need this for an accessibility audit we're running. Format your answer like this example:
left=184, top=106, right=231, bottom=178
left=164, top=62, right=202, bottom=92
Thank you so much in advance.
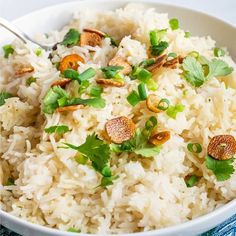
left=0, top=1, right=235, bottom=235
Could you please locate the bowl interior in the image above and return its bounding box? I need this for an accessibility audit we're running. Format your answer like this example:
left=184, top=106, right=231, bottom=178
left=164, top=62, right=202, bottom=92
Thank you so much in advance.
left=0, top=1, right=235, bottom=236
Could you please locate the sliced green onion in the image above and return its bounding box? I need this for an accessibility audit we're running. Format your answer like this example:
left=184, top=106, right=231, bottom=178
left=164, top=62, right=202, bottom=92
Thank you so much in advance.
left=185, top=175, right=198, bottom=187
left=145, top=116, right=157, bottom=130
left=184, top=31, right=191, bottom=38
left=149, top=29, right=167, bottom=46
left=188, top=51, right=199, bottom=59
left=214, top=47, right=225, bottom=57
left=78, top=68, right=96, bottom=82
left=0, top=91, right=12, bottom=106
left=63, top=69, right=79, bottom=80
left=151, top=41, right=169, bottom=56
left=169, top=18, right=179, bottom=30
left=105, top=34, right=118, bottom=47
left=101, top=66, right=123, bottom=79
left=68, top=97, right=106, bottom=108
left=2, top=44, right=14, bottom=58
left=100, top=175, right=118, bottom=187
left=67, top=227, right=81, bottom=233
left=139, top=58, right=156, bottom=68
left=78, top=80, right=90, bottom=95
left=26, top=77, right=36, bottom=86
left=157, top=98, right=170, bottom=111
left=57, top=97, right=68, bottom=107
left=183, top=89, right=188, bottom=96
left=127, top=90, right=141, bottom=106
left=166, top=104, right=185, bottom=119
left=138, top=83, right=147, bottom=100
left=35, top=48, right=42, bottom=56
left=61, top=28, right=80, bottom=46
left=90, top=85, right=103, bottom=98
left=101, top=166, right=112, bottom=177
left=168, top=52, right=177, bottom=58
left=187, top=143, right=202, bottom=153
left=146, top=78, right=158, bottom=91
left=74, top=154, right=88, bottom=165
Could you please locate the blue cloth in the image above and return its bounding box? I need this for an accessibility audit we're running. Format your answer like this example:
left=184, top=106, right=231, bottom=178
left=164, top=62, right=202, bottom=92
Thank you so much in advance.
left=1, top=214, right=236, bottom=235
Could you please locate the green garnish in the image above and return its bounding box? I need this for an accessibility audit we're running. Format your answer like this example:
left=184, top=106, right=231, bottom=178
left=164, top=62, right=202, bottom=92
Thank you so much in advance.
left=78, top=80, right=90, bottom=95
left=168, top=52, right=177, bottom=58
left=3, top=44, right=14, bottom=58
left=75, top=154, right=88, bottom=165
left=187, top=51, right=199, bottom=59
left=187, top=143, right=202, bottom=153
left=61, top=28, right=80, bottom=46
left=127, top=90, right=141, bottom=106
left=169, top=18, right=179, bottom=30
left=67, top=97, right=106, bottom=108
left=185, top=175, right=198, bottom=187
left=101, top=66, right=124, bottom=79
left=26, top=77, right=36, bottom=86
left=151, top=41, right=169, bottom=56
left=43, top=86, right=69, bottom=114
left=138, top=83, right=147, bottom=100
left=149, top=29, right=169, bottom=56
left=205, top=155, right=235, bottom=181
left=214, top=47, right=225, bottom=57
left=44, top=125, right=70, bottom=135
left=90, top=85, right=103, bottom=98
left=139, top=58, right=156, bottom=68
left=182, top=56, right=233, bottom=88
left=146, top=78, right=158, bottom=91
left=78, top=68, right=96, bottom=82
left=105, top=34, right=118, bottom=47
left=110, top=117, right=161, bottom=158
left=62, top=133, right=117, bottom=187
left=130, top=66, right=152, bottom=82
left=5, top=178, right=15, bottom=186
left=0, top=91, right=12, bottom=106
left=64, top=69, right=79, bottom=80
left=157, top=98, right=170, bottom=111
left=64, top=68, right=96, bottom=82
left=35, top=48, right=42, bottom=56
left=184, top=31, right=191, bottom=38
left=166, top=104, right=185, bottom=119
left=67, top=228, right=81, bottom=233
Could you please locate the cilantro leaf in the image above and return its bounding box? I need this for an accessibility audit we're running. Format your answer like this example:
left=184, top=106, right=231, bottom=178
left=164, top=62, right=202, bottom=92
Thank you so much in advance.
left=206, top=59, right=233, bottom=79
left=182, top=56, right=205, bottom=87
left=2, top=44, right=14, bottom=58
left=63, top=133, right=110, bottom=172
left=110, top=117, right=161, bottom=158
left=205, top=155, right=235, bottom=181
left=166, top=104, right=185, bottom=119
left=44, top=125, right=70, bottom=135
left=61, top=29, right=80, bottom=46
left=0, top=91, right=12, bottom=106
left=100, top=175, right=119, bottom=187
left=151, top=41, right=169, bottom=56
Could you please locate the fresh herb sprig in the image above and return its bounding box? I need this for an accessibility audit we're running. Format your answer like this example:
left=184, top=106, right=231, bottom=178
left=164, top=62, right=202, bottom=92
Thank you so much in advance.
left=110, top=117, right=161, bottom=158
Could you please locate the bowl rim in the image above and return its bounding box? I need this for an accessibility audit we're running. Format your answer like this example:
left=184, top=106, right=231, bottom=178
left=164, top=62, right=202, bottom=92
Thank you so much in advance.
left=0, top=0, right=235, bottom=235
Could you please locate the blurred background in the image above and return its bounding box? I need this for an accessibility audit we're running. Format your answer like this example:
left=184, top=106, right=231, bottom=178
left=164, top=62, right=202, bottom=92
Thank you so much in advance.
left=0, top=0, right=235, bottom=25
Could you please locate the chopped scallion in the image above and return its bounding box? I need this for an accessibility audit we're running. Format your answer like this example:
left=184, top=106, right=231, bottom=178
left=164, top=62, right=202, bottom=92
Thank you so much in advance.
left=169, top=18, right=179, bottom=30
left=2, top=44, right=14, bottom=58
left=127, top=90, right=141, bottom=106
left=185, top=31, right=191, bottom=38
left=166, top=104, right=185, bottom=119
left=90, top=85, right=103, bottom=98
left=26, top=77, right=36, bottom=86
left=151, top=41, right=169, bottom=56
left=63, top=69, right=79, bottom=80
left=214, top=47, right=225, bottom=57
left=139, top=58, right=156, bottom=68
left=0, top=91, right=12, bottom=106
left=35, top=48, right=42, bottom=56
left=187, top=143, right=202, bottom=153
left=138, top=83, right=147, bottom=100
left=168, top=52, right=177, bottom=58
left=78, top=68, right=96, bottom=82
left=157, top=98, right=170, bottom=111
left=185, top=175, right=198, bottom=187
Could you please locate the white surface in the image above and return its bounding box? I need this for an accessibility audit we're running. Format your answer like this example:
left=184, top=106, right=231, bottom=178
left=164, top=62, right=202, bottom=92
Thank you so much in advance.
left=0, top=0, right=236, bottom=26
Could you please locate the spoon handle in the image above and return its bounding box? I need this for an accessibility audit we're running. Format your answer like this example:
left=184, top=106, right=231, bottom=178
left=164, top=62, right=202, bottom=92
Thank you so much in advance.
left=0, top=17, right=29, bottom=43
left=0, top=17, right=52, bottom=50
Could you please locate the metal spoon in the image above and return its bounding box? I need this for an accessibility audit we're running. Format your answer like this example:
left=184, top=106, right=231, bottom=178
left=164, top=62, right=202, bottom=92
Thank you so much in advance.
left=0, top=17, right=54, bottom=51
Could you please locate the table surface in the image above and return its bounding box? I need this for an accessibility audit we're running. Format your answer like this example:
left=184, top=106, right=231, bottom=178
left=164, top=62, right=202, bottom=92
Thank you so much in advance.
left=0, top=0, right=236, bottom=26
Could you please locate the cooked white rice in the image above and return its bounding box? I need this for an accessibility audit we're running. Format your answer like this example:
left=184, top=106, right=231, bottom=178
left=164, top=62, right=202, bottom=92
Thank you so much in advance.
left=0, top=3, right=236, bottom=234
